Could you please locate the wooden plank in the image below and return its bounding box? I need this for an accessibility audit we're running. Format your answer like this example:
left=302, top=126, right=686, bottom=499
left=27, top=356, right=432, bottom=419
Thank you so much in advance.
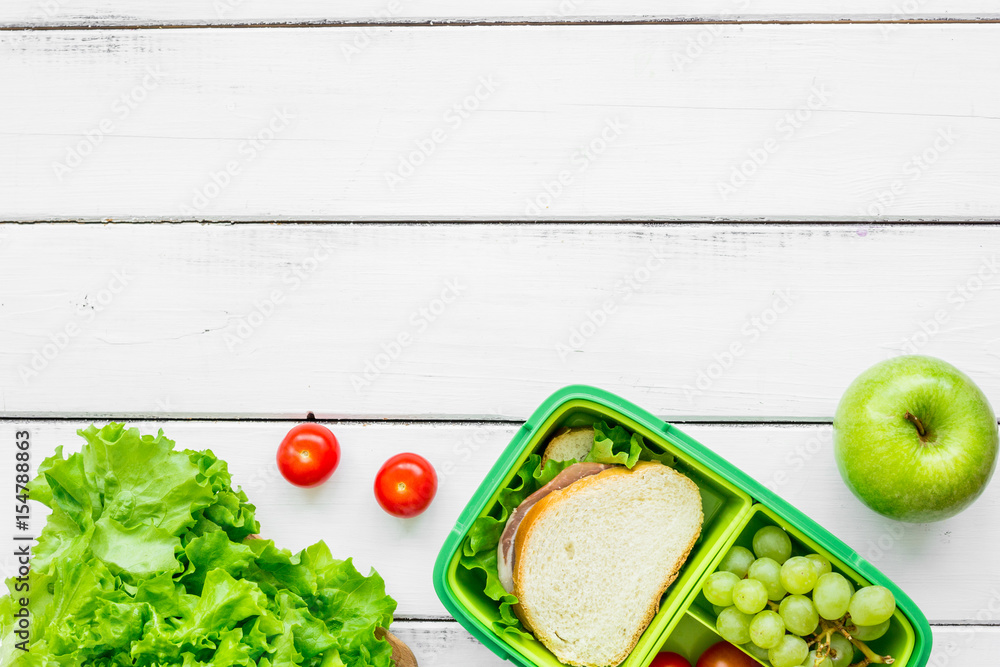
left=2, top=223, right=1000, bottom=420
left=1, top=25, right=999, bottom=221
left=2, top=0, right=998, bottom=28
left=389, top=621, right=506, bottom=666
left=1, top=421, right=997, bottom=622
left=388, top=623, right=1000, bottom=667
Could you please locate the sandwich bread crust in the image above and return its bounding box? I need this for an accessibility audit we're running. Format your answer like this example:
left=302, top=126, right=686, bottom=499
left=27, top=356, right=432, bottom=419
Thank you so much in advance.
left=512, top=462, right=703, bottom=667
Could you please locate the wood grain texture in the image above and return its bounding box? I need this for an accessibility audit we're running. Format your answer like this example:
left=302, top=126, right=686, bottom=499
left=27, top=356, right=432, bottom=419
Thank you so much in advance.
left=2, top=0, right=998, bottom=27
left=2, top=223, right=1000, bottom=420
left=1, top=25, right=999, bottom=221
left=389, top=621, right=505, bottom=666
left=1, top=421, right=998, bottom=622
left=388, top=623, right=1000, bottom=667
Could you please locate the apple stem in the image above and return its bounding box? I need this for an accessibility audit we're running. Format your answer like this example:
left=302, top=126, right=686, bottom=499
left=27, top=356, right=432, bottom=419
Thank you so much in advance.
left=904, top=412, right=927, bottom=438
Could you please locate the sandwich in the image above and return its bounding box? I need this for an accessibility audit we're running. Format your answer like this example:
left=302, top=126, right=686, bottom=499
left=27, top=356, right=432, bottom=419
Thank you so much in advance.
left=494, top=426, right=704, bottom=667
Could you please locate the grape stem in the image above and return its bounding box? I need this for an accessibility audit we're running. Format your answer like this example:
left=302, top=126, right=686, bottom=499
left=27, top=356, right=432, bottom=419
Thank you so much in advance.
left=807, top=620, right=837, bottom=664
left=806, top=619, right=894, bottom=667
left=816, top=627, right=834, bottom=658
left=839, top=627, right=895, bottom=664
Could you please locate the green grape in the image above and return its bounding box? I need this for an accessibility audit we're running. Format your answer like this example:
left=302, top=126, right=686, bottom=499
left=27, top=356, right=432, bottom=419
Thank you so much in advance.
left=748, top=557, right=787, bottom=601
left=712, top=604, right=729, bottom=616
left=813, top=572, right=854, bottom=620
left=781, top=556, right=819, bottom=595
left=779, top=594, right=819, bottom=636
left=768, top=634, right=809, bottom=667
left=851, top=619, right=890, bottom=641
left=803, top=650, right=833, bottom=667
left=744, top=642, right=771, bottom=662
left=716, top=606, right=753, bottom=645
left=733, top=578, right=769, bottom=614
left=704, top=571, right=741, bottom=607
left=749, top=610, right=785, bottom=649
left=753, top=526, right=793, bottom=563
left=829, top=633, right=855, bottom=667
left=806, top=553, right=832, bottom=577
left=849, top=586, right=896, bottom=626
left=719, top=545, right=756, bottom=578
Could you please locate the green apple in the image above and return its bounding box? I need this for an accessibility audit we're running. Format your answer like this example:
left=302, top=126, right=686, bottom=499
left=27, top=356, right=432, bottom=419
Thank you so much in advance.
left=834, top=355, right=998, bottom=522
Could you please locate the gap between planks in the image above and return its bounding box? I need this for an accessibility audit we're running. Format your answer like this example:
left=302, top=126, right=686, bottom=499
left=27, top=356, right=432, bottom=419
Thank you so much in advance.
left=2, top=220, right=1000, bottom=225
left=2, top=19, right=1000, bottom=30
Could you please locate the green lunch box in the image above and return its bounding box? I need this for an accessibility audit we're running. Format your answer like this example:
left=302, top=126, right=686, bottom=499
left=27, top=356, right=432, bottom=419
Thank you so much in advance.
left=432, top=385, right=932, bottom=667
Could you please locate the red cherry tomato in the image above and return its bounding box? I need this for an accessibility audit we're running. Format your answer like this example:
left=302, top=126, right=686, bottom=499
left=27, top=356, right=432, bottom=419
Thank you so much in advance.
left=276, top=424, right=341, bottom=487
left=696, top=642, right=758, bottom=667
left=650, top=652, right=692, bottom=667
left=374, top=453, right=438, bottom=518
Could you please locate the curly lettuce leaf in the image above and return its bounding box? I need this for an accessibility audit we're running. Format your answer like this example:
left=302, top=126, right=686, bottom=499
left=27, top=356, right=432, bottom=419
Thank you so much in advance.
left=91, top=517, right=183, bottom=580
left=586, top=421, right=676, bottom=468
left=458, top=454, right=577, bottom=638
left=0, top=424, right=396, bottom=667
left=181, top=530, right=255, bottom=592
left=302, top=543, right=396, bottom=665
left=28, top=424, right=217, bottom=536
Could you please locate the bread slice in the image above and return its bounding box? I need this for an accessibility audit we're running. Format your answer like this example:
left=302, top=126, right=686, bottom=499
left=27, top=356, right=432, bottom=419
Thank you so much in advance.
left=513, top=462, right=703, bottom=667
left=542, top=427, right=595, bottom=465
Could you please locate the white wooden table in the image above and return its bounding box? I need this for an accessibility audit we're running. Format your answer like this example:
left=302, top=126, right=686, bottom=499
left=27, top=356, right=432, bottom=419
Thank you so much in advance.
left=2, top=3, right=1000, bottom=665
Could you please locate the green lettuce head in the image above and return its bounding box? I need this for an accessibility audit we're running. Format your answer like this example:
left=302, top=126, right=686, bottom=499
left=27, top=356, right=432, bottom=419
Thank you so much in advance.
left=0, top=423, right=397, bottom=667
